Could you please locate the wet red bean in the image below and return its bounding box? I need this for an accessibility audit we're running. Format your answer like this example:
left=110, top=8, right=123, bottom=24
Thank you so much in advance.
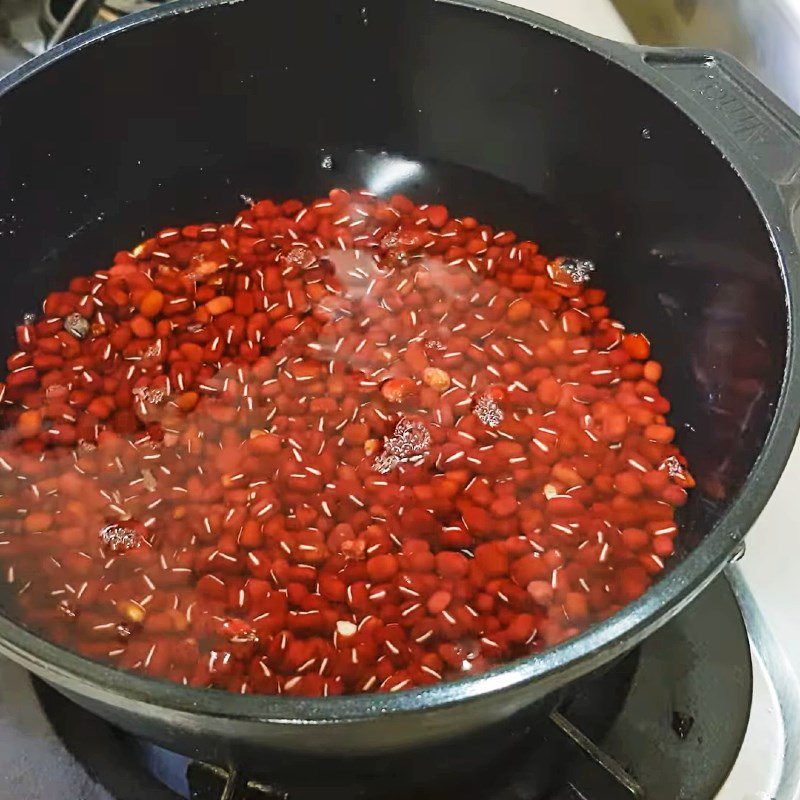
left=0, top=189, right=692, bottom=696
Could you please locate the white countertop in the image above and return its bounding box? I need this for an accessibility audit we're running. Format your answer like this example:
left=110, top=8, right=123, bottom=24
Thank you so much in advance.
left=737, top=450, right=800, bottom=670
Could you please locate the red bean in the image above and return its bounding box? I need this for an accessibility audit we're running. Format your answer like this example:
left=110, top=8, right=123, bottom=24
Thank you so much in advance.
left=0, top=189, right=690, bottom=697
left=614, top=472, right=643, bottom=497
left=621, top=527, right=649, bottom=551
left=427, top=590, right=452, bottom=615
left=645, top=424, right=675, bottom=444
left=435, top=551, right=469, bottom=579
left=366, top=554, right=399, bottom=583
left=564, top=592, right=589, bottom=622
left=139, top=290, right=165, bottom=318
left=426, top=205, right=449, bottom=229
left=623, top=333, right=651, bottom=360
left=618, top=565, right=650, bottom=602
left=653, top=535, right=675, bottom=558
left=527, top=580, right=554, bottom=606
left=474, top=543, right=509, bottom=578
left=536, top=376, right=562, bottom=406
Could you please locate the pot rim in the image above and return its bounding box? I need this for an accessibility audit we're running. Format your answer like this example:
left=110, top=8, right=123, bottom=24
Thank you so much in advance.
left=0, top=0, right=798, bottom=724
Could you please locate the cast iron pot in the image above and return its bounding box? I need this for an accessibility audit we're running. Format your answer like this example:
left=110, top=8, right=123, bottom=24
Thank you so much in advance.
left=0, top=0, right=798, bottom=769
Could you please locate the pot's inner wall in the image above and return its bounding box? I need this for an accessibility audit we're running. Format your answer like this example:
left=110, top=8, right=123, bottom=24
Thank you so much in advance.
left=0, top=0, right=785, bottom=611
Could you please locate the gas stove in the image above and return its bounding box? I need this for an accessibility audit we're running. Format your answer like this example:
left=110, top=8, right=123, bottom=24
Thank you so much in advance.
left=0, top=1, right=799, bottom=799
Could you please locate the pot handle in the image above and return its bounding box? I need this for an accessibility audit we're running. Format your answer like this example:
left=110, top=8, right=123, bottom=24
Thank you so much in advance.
left=638, top=48, right=800, bottom=198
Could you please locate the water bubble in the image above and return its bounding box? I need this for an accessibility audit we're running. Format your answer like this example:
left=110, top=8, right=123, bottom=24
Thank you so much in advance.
left=559, top=257, right=595, bottom=284
left=281, top=245, right=318, bottom=271
left=63, top=313, right=90, bottom=340
left=143, top=340, right=163, bottom=360
left=373, top=451, right=401, bottom=474
left=381, top=231, right=400, bottom=250
left=99, top=523, right=140, bottom=553
left=425, top=338, right=446, bottom=352
left=474, top=395, right=504, bottom=428
left=660, top=456, right=686, bottom=481
left=116, top=622, right=134, bottom=640
left=58, top=599, right=78, bottom=618
left=641, top=128, right=652, bottom=140
left=373, top=418, right=431, bottom=473
left=360, top=6, right=368, bottom=25
left=133, top=384, right=166, bottom=405
left=385, top=418, right=431, bottom=459
left=320, top=152, right=334, bottom=170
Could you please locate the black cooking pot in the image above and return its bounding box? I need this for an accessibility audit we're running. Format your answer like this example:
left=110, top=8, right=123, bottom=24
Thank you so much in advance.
left=0, top=0, right=798, bottom=769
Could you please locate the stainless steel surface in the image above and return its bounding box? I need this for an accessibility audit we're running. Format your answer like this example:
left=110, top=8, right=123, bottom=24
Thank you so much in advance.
left=611, top=0, right=800, bottom=113
left=725, top=565, right=800, bottom=800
